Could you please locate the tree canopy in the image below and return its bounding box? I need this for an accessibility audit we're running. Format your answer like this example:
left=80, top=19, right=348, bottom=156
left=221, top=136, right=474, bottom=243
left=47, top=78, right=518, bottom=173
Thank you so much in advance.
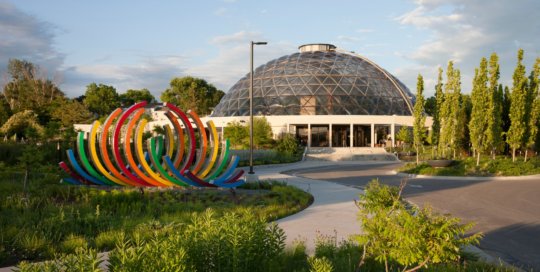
left=413, top=74, right=426, bottom=164
left=160, top=76, right=224, bottom=115
left=2, top=59, right=65, bottom=124
left=83, top=83, right=120, bottom=117
left=119, top=88, right=156, bottom=106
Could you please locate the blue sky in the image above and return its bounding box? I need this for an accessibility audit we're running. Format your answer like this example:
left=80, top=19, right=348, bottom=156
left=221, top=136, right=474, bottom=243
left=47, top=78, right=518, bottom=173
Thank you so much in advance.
left=1, top=0, right=539, bottom=99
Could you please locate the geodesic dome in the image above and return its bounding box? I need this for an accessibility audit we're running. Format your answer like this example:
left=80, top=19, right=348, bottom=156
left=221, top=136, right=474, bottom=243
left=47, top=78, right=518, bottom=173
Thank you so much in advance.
left=211, top=44, right=414, bottom=117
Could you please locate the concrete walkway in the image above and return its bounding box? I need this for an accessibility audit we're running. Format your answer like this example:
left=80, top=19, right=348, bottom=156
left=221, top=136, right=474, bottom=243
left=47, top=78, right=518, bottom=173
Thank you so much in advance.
left=246, top=161, right=381, bottom=252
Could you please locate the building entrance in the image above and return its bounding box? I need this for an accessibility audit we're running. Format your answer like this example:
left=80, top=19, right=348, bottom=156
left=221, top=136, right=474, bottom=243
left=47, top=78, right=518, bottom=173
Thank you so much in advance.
left=332, top=125, right=350, bottom=147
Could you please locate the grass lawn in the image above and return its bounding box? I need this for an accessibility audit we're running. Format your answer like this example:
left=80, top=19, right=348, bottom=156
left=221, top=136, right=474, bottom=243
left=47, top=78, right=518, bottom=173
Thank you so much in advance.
left=0, top=164, right=312, bottom=267
left=399, top=156, right=540, bottom=176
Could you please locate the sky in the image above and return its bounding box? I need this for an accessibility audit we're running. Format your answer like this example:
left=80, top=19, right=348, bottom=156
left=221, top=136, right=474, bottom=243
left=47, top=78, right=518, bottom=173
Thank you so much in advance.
left=1, top=0, right=540, bottom=99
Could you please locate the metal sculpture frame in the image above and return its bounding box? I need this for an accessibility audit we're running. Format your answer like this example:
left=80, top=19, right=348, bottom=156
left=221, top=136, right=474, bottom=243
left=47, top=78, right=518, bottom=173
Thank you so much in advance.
left=59, top=101, right=245, bottom=188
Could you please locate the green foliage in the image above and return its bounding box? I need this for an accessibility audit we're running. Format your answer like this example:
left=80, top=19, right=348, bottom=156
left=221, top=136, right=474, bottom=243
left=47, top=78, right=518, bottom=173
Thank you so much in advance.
left=396, top=126, right=412, bottom=145
left=507, top=49, right=529, bottom=162
left=524, top=58, right=540, bottom=161
left=119, top=88, right=156, bottom=106
left=83, top=83, right=120, bottom=117
left=469, top=57, right=490, bottom=165
left=0, top=178, right=311, bottom=266
left=400, top=156, right=540, bottom=176
left=51, top=98, right=93, bottom=128
left=16, top=246, right=103, bottom=272
left=223, top=117, right=275, bottom=149
left=487, top=53, right=504, bottom=158
left=438, top=62, right=467, bottom=159
left=413, top=74, right=426, bottom=164
left=60, top=234, right=88, bottom=254
left=160, top=76, right=224, bottom=115
left=431, top=67, right=444, bottom=147
left=356, top=180, right=482, bottom=271
left=0, top=93, right=11, bottom=126
left=275, top=133, right=299, bottom=156
left=0, top=110, right=44, bottom=140
left=2, top=59, right=65, bottom=124
left=308, top=256, right=334, bottom=272
left=251, top=117, right=274, bottom=149
left=224, top=120, right=248, bottom=149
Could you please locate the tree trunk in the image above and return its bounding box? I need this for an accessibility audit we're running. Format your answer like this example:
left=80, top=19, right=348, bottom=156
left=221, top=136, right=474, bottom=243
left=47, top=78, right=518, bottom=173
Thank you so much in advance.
left=492, top=148, right=496, bottom=160
left=476, top=151, right=481, bottom=166
left=524, top=149, right=528, bottom=162
left=416, top=147, right=420, bottom=165
left=512, top=148, right=516, bottom=162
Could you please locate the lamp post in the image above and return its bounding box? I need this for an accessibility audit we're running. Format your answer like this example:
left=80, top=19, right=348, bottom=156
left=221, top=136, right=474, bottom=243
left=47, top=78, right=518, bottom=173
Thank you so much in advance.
left=249, top=41, right=267, bottom=174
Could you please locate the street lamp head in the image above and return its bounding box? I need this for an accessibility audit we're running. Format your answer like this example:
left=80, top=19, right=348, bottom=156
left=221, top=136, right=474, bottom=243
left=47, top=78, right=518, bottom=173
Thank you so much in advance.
left=252, top=41, right=268, bottom=45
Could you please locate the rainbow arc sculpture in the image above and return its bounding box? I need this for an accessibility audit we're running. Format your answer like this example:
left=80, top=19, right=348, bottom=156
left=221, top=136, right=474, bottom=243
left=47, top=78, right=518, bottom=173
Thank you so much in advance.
left=59, top=101, right=245, bottom=188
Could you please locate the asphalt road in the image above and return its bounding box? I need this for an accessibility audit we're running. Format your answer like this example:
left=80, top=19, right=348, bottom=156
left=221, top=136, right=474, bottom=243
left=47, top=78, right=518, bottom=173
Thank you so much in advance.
left=284, top=162, right=540, bottom=270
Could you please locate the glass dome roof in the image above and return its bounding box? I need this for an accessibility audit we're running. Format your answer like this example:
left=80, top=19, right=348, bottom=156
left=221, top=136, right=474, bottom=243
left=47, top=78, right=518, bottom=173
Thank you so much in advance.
left=211, top=45, right=414, bottom=117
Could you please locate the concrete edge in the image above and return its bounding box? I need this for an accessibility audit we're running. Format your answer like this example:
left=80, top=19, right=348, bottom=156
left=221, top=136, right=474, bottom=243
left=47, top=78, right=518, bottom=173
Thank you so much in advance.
left=392, top=170, right=540, bottom=181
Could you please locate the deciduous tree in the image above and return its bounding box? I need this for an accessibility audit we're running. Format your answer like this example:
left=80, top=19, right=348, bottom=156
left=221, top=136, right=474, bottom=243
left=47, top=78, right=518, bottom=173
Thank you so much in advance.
left=2, top=59, right=64, bottom=124
left=507, top=49, right=528, bottom=162
left=469, top=58, right=489, bottom=166
left=83, top=83, right=120, bottom=117
left=431, top=68, right=444, bottom=152
left=524, top=58, right=540, bottom=161
left=486, top=53, right=503, bottom=159
left=161, top=76, right=224, bottom=116
left=413, top=75, right=426, bottom=165
left=119, top=88, right=156, bottom=106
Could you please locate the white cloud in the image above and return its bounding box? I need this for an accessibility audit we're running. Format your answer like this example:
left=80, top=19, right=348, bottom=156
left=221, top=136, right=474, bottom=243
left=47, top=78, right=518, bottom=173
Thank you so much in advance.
left=396, top=0, right=540, bottom=95
left=0, top=2, right=64, bottom=88
left=61, top=56, right=188, bottom=98
left=337, top=35, right=361, bottom=43
left=210, top=31, right=263, bottom=45
left=187, top=32, right=295, bottom=91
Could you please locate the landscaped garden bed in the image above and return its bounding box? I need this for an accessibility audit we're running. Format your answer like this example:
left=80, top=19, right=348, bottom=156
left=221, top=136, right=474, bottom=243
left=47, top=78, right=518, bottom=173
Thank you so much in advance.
left=0, top=165, right=312, bottom=267
left=399, top=156, right=540, bottom=176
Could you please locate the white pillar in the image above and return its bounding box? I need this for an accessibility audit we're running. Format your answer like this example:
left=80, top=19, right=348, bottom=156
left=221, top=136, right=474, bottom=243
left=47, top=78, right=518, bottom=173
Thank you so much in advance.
left=329, top=124, right=333, bottom=147
left=308, top=123, right=312, bottom=148
left=350, top=123, right=353, bottom=147
left=371, top=123, right=375, bottom=148
left=391, top=123, right=395, bottom=148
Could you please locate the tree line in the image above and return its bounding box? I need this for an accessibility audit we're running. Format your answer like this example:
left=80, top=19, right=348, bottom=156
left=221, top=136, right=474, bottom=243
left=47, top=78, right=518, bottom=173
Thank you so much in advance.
left=0, top=59, right=224, bottom=141
left=415, top=49, right=540, bottom=164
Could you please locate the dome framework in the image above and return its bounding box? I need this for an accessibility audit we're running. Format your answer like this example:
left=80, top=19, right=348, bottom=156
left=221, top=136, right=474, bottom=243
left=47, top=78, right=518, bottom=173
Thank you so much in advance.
left=203, top=44, right=431, bottom=149
left=212, top=48, right=414, bottom=117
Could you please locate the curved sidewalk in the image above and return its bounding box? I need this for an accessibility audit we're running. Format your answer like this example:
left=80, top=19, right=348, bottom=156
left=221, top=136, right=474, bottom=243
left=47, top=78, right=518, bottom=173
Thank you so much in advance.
left=247, top=161, right=377, bottom=252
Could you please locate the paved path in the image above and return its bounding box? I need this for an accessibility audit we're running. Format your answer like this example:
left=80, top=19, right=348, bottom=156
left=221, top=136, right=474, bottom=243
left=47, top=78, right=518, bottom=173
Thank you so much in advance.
left=291, top=162, right=540, bottom=271
left=246, top=161, right=369, bottom=252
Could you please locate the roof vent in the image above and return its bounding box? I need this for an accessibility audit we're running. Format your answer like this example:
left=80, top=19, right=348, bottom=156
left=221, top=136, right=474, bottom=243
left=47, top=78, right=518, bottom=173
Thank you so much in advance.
left=298, top=43, right=336, bottom=53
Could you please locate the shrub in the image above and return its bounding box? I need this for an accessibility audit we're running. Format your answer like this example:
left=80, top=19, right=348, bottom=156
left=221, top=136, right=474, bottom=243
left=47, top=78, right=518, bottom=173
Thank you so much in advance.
left=355, top=179, right=482, bottom=272
left=60, top=234, right=87, bottom=254
left=95, top=230, right=124, bottom=251
left=275, top=134, right=299, bottom=156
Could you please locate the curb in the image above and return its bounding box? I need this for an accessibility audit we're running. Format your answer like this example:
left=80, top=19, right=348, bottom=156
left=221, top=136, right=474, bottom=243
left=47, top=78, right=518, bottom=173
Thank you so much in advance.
left=393, top=170, right=540, bottom=181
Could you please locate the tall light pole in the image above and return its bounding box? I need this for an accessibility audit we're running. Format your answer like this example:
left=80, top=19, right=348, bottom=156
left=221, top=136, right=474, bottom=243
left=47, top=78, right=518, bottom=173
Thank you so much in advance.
left=249, top=41, right=267, bottom=175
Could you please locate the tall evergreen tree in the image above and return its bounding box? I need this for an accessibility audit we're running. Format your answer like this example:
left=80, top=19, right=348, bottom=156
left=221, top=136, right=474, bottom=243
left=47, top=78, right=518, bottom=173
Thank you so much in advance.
left=524, top=58, right=540, bottom=161
left=431, top=67, right=443, bottom=157
left=413, top=74, right=426, bottom=165
left=486, top=53, right=503, bottom=159
left=507, top=49, right=528, bottom=162
left=469, top=58, right=489, bottom=166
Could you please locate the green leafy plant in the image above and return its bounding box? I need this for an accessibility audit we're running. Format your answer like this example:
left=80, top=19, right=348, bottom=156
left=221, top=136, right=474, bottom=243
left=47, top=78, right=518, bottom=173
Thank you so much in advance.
left=355, top=179, right=482, bottom=272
